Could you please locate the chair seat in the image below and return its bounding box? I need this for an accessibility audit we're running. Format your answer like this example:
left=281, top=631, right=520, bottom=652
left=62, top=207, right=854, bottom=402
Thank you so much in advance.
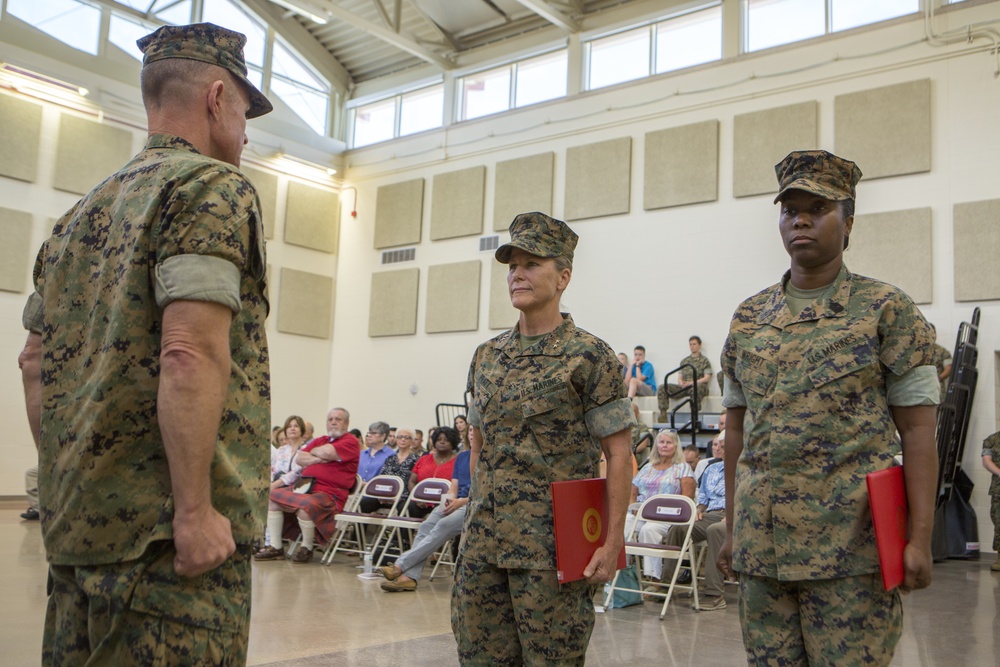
left=382, top=516, right=424, bottom=526
left=625, top=542, right=682, bottom=553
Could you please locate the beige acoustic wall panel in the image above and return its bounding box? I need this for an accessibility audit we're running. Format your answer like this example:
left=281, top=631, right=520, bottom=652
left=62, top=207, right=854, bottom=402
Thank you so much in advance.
left=369, top=268, right=419, bottom=336
left=493, top=153, right=554, bottom=231
left=733, top=102, right=818, bottom=198
left=276, top=268, right=334, bottom=339
left=564, top=137, right=632, bottom=221
left=0, top=94, right=43, bottom=183
left=242, top=166, right=279, bottom=239
left=426, top=260, right=481, bottom=333
left=489, top=259, right=518, bottom=330
left=835, top=79, right=931, bottom=180
left=0, top=208, right=33, bottom=293
left=430, top=166, right=486, bottom=240
left=954, top=199, right=1000, bottom=302
left=374, top=179, right=424, bottom=249
left=848, top=208, right=932, bottom=304
left=53, top=114, right=133, bottom=196
left=644, top=120, right=719, bottom=210
left=285, top=181, right=339, bottom=253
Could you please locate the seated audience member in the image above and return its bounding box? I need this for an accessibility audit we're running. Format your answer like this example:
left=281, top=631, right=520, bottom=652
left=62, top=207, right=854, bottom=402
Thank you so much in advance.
left=414, top=429, right=425, bottom=453
left=255, top=408, right=360, bottom=564
left=349, top=428, right=363, bottom=442
left=378, top=449, right=472, bottom=592
left=694, top=430, right=725, bottom=486
left=408, top=427, right=460, bottom=519
left=617, top=352, right=629, bottom=380
left=358, top=421, right=393, bottom=482
left=388, top=427, right=397, bottom=450
left=303, top=421, right=315, bottom=442
left=270, top=415, right=310, bottom=482
left=625, top=430, right=695, bottom=585
left=358, top=427, right=422, bottom=514
left=663, top=435, right=728, bottom=611
left=625, top=345, right=657, bottom=399
left=683, top=445, right=701, bottom=473
left=283, top=414, right=310, bottom=451
left=658, top=336, right=713, bottom=419
left=454, top=414, right=470, bottom=450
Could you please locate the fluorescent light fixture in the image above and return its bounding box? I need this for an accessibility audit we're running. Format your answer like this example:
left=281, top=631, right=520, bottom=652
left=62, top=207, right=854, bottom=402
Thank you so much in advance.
left=270, top=0, right=329, bottom=25
left=271, top=150, right=338, bottom=180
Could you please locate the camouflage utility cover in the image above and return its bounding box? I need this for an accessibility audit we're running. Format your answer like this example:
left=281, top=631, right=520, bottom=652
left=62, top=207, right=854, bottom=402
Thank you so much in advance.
left=138, top=23, right=272, bottom=119
left=722, top=265, right=934, bottom=581
left=465, top=314, right=633, bottom=569
left=27, top=134, right=270, bottom=566
left=773, top=149, right=862, bottom=204
left=495, top=211, right=578, bottom=264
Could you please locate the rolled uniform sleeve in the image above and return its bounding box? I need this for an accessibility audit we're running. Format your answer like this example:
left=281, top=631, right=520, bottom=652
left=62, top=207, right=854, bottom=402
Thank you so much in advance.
left=886, top=365, right=939, bottom=406
left=153, top=166, right=263, bottom=314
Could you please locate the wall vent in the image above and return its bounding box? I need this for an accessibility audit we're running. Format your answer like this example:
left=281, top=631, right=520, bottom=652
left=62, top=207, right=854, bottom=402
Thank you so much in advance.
left=381, top=247, right=416, bottom=264
left=479, top=235, right=500, bottom=252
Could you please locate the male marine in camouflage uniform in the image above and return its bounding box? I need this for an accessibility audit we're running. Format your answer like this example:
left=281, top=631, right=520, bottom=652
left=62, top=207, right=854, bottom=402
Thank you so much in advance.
left=658, top=335, right=713, bottom=420
left=17, top=23, right=271, bottom=665
left=981, top=432, right=1000, bottom=572
left=452, top=212, right=634, bottom=665
left=718, top=151, right=938, bottom=666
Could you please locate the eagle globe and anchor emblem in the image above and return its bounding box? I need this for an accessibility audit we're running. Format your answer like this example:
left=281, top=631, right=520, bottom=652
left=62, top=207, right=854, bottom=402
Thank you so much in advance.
left=582, top=507, right=602, bottom=543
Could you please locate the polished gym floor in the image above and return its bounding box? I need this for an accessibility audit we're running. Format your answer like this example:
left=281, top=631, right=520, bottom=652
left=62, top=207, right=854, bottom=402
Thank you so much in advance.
left=2, top=501, right=998, bottom=666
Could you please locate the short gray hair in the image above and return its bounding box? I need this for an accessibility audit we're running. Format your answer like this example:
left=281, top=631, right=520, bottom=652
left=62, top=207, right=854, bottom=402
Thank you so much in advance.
left=368, top=421, right=389, bottom=437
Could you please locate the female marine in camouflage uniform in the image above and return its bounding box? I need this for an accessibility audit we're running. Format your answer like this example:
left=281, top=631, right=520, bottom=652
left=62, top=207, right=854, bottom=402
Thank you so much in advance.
left=719, top=151, right=939, bottom=666
left=452, top=212, right=634, bottom=665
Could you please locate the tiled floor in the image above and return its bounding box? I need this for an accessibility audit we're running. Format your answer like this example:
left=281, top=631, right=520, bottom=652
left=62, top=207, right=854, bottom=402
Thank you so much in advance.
left=2, top=503, right=998, bottom=666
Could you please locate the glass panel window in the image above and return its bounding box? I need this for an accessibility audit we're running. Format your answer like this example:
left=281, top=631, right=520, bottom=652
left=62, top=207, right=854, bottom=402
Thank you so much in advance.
left=109, top=14, right=153, bottom=61
left=270, top=78, right=328, bottom=135
left=7, top=0, right=101, bottom=56
left=246, top=68, right=263, bottom=90
left=515, top=50, right=567, bottom=108
left=656, top=6, right=722, bottom=74
left=272, top=41, right=326, bottom=92
left=201, top=0, right=265, bottom=67
left=831, top=0, right=918, bottom=32
left=461, top=66, right=511, bottom=120
left=353, top=98, right=396, bottom=148
left=746, top=0, right=825, bottom=52
left=154, top=0, right=192, bottom=24
left=400, top=85, right=443, bottom=136
left=588, top=26, right=650, bottom=90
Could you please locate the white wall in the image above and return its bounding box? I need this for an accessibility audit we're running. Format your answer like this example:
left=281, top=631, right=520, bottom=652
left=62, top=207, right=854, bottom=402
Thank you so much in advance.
left=336, top=3, right=1000, bottom=547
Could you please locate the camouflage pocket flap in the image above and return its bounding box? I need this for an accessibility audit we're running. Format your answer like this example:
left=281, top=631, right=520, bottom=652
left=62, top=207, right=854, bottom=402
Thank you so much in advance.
left=521, top=385, right=569, bottom=418
left=735, top=356, right=776, bottom=397
left=807, top=342, right=876, bottom=389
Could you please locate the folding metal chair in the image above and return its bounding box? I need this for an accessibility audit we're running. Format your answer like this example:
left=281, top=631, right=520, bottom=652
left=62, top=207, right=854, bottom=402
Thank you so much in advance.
left=321, top=474, right=404, bottom=565
left=375, top=478, right=452, bottom=567
left=604, top=493, right=700, bottom=620
left=284, top=474, right=367, bottom=558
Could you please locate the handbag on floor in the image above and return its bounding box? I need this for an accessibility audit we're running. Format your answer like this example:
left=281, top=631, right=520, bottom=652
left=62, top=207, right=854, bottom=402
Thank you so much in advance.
left=609, top=562, right=643, bottom=608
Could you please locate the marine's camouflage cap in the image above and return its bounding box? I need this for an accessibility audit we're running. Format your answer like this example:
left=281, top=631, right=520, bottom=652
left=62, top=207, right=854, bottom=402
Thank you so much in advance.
left=773, top=150, right=862, bottom=204
left=137, top=23, right=273, bottom=119
left=495, top=212, right=578, bottom=264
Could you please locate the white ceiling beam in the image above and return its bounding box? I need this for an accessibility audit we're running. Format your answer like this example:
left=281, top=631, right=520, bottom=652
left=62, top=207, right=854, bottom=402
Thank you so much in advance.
left=270, top=0, right=454, bottom=69
left=510, top=0, right=578, bottom=32
left=404, top=0, right=459, bottom=51
left=370, top=0, right=394, bottom=30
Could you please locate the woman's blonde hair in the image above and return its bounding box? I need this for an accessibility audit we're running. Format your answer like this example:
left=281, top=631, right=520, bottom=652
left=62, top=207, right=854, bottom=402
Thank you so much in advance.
left=649, top=429, right=683, bottom=466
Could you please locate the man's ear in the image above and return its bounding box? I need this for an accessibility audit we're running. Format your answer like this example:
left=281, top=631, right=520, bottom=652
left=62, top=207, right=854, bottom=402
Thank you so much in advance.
left=206, top=79, right=225, bottom=121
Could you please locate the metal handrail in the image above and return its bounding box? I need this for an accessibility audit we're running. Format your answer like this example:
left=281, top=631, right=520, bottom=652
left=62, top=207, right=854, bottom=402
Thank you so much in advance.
left=661, top=364, right=700, bottom=450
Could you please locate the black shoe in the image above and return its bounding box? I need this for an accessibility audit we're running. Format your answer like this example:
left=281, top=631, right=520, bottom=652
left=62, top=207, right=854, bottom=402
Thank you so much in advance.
left=676, top=569, right=692, bottom=584
left=20, top=508, right=39, bottom=521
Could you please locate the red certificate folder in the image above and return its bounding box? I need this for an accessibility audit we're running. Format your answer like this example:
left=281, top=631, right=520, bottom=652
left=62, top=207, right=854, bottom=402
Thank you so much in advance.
left=867, top=465, right=908, bottom=591
left=551, top=477, right=626, bottom=583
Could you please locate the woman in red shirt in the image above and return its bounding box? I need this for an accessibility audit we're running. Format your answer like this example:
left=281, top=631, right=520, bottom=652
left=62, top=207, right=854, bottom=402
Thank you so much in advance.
left=408, top=426, right=460, bottom=518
